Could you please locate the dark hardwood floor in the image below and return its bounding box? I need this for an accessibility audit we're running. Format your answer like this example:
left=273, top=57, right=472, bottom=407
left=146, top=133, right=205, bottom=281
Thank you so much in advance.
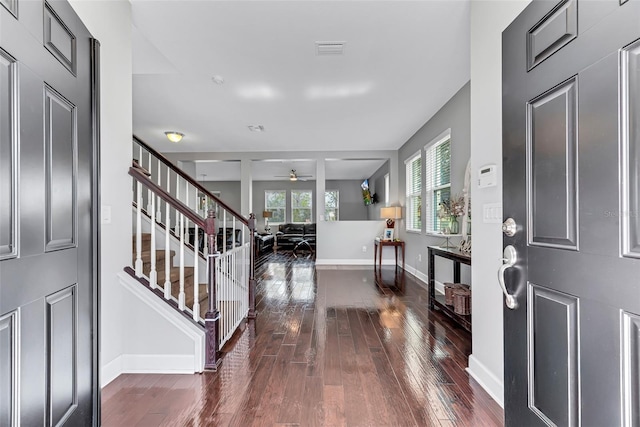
left=102, top=251, right=503, bottom=426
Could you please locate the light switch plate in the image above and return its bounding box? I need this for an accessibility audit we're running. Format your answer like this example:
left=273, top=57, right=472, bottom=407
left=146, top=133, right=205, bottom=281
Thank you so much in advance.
left=101, top=205, right=112, bottom=224
left=483, top=202, right=502, bottom=224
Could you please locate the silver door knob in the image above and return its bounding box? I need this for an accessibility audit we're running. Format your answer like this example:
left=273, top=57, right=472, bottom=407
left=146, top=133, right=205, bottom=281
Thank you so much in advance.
left=498, top=245, right=518, bottom=309
left=502, top=218, right=517, bottom=236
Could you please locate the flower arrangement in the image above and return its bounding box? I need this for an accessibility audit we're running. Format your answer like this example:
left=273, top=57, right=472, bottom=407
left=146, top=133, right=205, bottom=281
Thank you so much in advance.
left=438, top=195, right=465, bottom=218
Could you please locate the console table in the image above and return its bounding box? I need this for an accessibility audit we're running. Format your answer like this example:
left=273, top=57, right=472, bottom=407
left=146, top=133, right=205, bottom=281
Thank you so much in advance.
left=374, top=239, right=405, bottom=270
left=428, top=246, right=471, bottom=332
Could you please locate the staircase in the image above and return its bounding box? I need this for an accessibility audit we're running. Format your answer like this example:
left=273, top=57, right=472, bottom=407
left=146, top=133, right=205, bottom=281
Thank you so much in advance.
left=127, top=136, right=257, bottom=370
left=132, top=233, right=208, bottom=319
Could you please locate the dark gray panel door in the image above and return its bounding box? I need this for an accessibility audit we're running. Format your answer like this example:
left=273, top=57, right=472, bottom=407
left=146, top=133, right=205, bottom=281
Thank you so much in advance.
left=0, top=1, right=97, bottom=425
left=503, top=1, right=640, bottom=426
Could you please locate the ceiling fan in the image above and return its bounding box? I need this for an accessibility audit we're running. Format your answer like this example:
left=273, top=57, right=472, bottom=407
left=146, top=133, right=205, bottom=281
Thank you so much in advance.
left=275, top=169, right=313, bottom=182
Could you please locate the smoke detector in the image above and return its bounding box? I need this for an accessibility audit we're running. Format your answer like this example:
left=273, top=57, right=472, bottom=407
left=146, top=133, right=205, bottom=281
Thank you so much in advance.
left=315, top=41, right=346, bottom=56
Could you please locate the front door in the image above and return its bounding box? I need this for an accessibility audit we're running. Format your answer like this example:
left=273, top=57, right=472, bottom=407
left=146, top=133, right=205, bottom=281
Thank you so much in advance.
left=0, top=1, right=98, bottom=425
left=503, top=0, right=640, bottom=425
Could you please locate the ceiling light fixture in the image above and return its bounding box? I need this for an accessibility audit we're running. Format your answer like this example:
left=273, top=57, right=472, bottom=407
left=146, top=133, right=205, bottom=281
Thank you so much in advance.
left=248, top=125, right=265, bottom=132
left=212, top=75, right=224, bottom=85
left=165, top=131, right=184, bottom=143
left=316, top=41, right=346, bottom=56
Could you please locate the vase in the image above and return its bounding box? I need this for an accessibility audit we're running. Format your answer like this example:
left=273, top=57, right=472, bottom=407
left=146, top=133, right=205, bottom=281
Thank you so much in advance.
left=450, top=216, right=459, bottom=234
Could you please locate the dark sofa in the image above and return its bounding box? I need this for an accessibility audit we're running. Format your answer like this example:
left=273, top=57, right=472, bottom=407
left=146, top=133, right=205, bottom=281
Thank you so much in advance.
left=276, top=223, right=316, bottom=249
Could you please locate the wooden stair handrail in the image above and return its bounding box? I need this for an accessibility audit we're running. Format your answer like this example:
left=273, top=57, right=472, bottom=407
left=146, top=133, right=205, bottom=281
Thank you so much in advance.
left=129, top=166, right=206, bottom=228
left=133, top=135, right=249, bottom=227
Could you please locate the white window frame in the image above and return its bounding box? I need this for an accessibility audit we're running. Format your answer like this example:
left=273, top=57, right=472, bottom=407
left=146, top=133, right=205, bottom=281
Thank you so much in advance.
left=384, top=173, right=390, bottom=206
left=424, top=129, right=452, bottom=235
left=291, top=190, right=313, bottom=223
left=405, top=151, right=422, bottom=232
left=324, top=190, right=339, bottom=221
left=265, top=190, right=286, bottom=223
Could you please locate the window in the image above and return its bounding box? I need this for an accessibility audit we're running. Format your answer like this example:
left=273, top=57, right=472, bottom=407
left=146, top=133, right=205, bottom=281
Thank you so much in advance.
left=405, top=152, right=422, bottom=231
left=384, top=174, right=390, bottom=206
left=425, top=132, right=451, bottom=233
left=265, top=190, right=286, bottom=223
left=291, top=190, right=312, bottom=223
left=325, top=190, right=339, bottom=221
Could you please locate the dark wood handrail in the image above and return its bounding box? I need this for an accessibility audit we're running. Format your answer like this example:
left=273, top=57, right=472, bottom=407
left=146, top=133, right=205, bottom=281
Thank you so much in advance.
left=130, top=166, right=206, bottom=228
left=133, top=135, right=249, bottom=227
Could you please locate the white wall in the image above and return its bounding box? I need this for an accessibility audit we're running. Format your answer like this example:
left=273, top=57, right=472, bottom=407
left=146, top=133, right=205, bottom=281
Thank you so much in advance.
left=68, top=0, right=133, bottom=383
left=316, top=221, right=388, bottom=265
left=468, top=0, right=531, bottom=407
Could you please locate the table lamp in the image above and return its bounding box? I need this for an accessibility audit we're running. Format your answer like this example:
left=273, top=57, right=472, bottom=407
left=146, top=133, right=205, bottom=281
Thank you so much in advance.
left=380, top=206, right=402, bottom=239
left=262, top=210, right=273, bottom=233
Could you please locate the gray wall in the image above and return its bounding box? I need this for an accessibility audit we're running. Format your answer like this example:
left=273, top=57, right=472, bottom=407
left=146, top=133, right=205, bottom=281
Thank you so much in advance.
left=326, top=180, right=368, bottom=221
left=199, top=181, right=241, bottom=214
left=366, top=160, right=390, bottom=220
left=398, top=81, right=471, bottom=277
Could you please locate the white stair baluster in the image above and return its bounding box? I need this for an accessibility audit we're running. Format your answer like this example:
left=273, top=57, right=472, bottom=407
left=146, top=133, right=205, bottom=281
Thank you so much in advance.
left=164, top=174, right=171, bottom=300
left=147, top=151, right=153, bottom=213
left=149, top=194, right=157, bottom=289
left=179, top=212, right=186, bottom=310
left=156, top=158, right=162, bottom=222
left=135, top=182, right=143, bottom=276
left=174, top=174, right=180, bottom=236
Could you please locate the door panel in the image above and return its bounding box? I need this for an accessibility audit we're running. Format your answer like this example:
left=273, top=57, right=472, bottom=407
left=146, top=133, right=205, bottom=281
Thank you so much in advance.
left=622, top=311, right=640, bottom=427
left=528, top=284, right=579, bottom=427
left=622, top=39, right=640, bottom=258
left=0, top=0, right=97, bottom=425
left=0, top=48, right=16, bottom=260
left=503, top=1, right=640, bottom=426
left=44, top=84, right=77, bottom=252
left=527, top=76, right=578, bottom=249
left=46, top=285, right=77, bottom=426
left=526, top=0, right=577, bottom=70
left=0, top=310, right=17, bottom=427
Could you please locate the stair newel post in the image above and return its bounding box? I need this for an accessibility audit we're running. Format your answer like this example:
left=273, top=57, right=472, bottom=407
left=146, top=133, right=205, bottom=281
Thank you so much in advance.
left=204, top=209, right=220, bottom=370
left=248, top=213, right=256, bottom=319
left=135, top=181, right=143, bottom=277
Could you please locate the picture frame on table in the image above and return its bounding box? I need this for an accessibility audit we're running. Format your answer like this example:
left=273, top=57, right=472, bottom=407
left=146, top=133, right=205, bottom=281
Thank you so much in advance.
left=383, top=228, right=394, bottom=241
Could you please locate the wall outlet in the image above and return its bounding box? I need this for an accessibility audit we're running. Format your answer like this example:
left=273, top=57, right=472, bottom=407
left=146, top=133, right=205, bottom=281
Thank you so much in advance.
left=362, top=245, right=367, bottom=253
left=418, top=253, right=422, bottom=262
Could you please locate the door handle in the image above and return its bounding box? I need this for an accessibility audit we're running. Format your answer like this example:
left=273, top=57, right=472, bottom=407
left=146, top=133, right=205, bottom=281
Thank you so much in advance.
left=498, top=245, right=518, bottom=309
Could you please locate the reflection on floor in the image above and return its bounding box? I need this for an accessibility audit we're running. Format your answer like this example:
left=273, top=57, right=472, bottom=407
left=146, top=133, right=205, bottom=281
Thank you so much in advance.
left=102, top=251, right=503, bottom=427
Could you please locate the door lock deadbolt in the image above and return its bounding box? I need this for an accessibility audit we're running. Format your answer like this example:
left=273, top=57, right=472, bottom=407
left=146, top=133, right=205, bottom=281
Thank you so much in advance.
left=502, top=218, right=517, bottom=237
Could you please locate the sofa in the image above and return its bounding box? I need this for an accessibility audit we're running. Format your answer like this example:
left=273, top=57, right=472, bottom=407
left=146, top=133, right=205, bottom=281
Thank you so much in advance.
left=255, top=232, right=275, bottom=255
left=276, top=223, right=316, bottom=250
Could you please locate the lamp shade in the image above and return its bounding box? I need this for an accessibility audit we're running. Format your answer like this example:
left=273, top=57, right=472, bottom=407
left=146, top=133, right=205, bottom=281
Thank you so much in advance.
left=380, top=206, right=402, bottom=220
left=262, top=210, right=273, bottom=218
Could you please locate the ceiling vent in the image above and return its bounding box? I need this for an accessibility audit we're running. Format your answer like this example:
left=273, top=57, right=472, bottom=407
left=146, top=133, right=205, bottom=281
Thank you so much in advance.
left=316, top=41, right=346, bottom=56
left=248, top=125, right=265, bottom=132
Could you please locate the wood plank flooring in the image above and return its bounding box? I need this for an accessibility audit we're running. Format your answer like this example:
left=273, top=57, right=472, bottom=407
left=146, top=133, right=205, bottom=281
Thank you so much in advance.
left=102, top=252, right=503, bottom=426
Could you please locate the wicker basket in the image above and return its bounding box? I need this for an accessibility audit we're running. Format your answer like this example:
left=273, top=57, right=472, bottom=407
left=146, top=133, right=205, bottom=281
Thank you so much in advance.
left=453, top=287, right=471, bottom=316
left=444, top=283, right=457, bottom=306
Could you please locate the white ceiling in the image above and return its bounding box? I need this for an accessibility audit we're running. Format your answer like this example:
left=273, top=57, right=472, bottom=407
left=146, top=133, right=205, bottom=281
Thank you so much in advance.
left=131, top=1, right=471, bottom=154
left=194, top=158, right=387, bottom=181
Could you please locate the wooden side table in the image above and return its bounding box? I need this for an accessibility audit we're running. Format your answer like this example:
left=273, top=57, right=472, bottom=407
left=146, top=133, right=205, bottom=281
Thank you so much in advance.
left=374, top=239, right=405, bottom=270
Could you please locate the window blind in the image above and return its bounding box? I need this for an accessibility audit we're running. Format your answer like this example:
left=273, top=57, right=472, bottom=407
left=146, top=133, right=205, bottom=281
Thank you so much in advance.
left=405, top=152, right=422, bottom=231
left=425, top=136, right=451, bottom=233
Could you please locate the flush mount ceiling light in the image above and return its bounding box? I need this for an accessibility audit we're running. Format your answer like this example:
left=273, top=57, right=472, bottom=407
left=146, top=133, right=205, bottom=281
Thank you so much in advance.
left=315, top=41, right=346, bottom=55
left=164, top=131, right=184, bottom=143
left=248, top=125, right=265, bottom=132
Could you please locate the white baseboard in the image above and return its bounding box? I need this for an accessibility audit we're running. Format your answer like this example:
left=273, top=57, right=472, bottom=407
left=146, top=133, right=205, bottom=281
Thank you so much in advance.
left=101, top=354, right=197, bottom=387
left=101, top=355, right=123, bottom=387
left=467, top=355, right=504, bottom=408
